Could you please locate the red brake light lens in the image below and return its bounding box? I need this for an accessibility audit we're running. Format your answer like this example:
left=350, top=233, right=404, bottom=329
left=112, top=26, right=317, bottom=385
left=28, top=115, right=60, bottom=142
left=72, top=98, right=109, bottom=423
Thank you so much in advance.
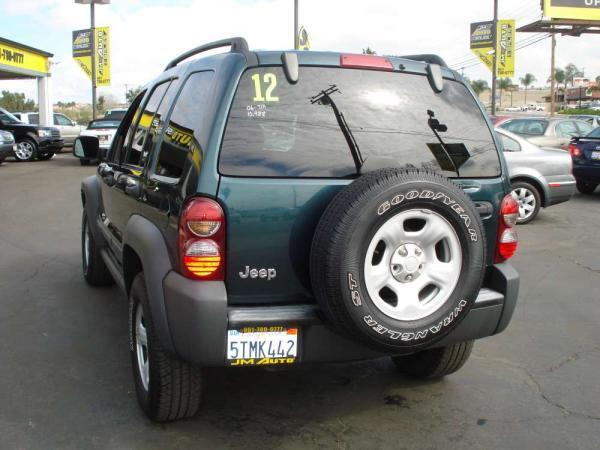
left=568, top=144, right=582, bottom=158
left=496, top=195, right=519, bottom=262
left=340, top=54, right=394, bottom=71
left=179, top=198, right=225, bottom=280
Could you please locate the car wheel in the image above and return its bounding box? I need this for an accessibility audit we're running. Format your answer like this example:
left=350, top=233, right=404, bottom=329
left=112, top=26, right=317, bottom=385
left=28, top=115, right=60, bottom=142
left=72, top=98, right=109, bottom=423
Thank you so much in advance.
left=392, top=341, right=474, bottom=379
left=129, top=273, right=203, bottom=422
left=576, top=181, right=597, bottom=195
left=82, top=211, right=114, bottom=286
left=37, top=152, right=55, bottom=161
left=14, top=139, right=37, bottom=162
left=310, top=169, right=485, bottom=353
left=510, top=181, right=541, bottom=225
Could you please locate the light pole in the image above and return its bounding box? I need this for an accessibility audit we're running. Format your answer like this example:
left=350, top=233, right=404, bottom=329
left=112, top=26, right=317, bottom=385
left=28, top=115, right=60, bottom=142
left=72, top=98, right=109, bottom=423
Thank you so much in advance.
left=75, top=0, right=110, bottom=119
left=294, top=0, right=299, bottom=50
left=491, top=0, right=499, bottom=116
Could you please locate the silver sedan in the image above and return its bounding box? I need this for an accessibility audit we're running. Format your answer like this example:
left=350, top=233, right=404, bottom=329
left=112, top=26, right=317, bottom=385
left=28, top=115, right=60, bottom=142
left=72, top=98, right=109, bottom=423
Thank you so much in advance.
left=498, top=117, right=594, bottom=150
left=496, top=128, right=575, bottom=224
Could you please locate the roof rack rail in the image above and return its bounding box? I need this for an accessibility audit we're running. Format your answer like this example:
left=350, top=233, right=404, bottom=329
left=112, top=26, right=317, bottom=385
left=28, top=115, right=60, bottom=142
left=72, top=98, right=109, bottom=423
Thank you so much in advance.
left=164, top=37, right=257, bottom=71
left=399, top=54, right=448, bottom=68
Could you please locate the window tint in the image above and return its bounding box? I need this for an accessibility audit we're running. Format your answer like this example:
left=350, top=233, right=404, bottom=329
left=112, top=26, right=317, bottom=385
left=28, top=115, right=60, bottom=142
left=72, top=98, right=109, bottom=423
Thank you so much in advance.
left=501, top=119, right=547, bottom=136
left=575, top=121, right=593, bottom=136
left=54, top=114, right=71, bottom=126
left=587, top=127, right=600, bottom=138
left=220, top=67, right=500, bottom=178
left=499, top=134, right=521, bottom=152
left=29, top=114, right=39, bottom=124
left=124, top=81, right=171, bottom=167
left=555, top=121, right=578, bottom=138
left=153, top=71, right=214, bottom=180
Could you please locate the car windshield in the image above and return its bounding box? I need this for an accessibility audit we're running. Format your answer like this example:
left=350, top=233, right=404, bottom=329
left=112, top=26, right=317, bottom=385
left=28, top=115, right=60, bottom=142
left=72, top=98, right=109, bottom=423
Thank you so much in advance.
left=0, top=109, right=22, bottom=124
left=88, top=120, right=120, bottom=129
left=500, top=119, right=548, bottom=136
left=220, top=66, right=501, bottom=178
left=586, top=127, right=600, bottom=138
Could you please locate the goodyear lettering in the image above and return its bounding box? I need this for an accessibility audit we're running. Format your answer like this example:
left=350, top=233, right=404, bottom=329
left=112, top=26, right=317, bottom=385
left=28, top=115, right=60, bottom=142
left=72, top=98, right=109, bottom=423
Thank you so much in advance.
left=377, top=189, right=478, bottom=242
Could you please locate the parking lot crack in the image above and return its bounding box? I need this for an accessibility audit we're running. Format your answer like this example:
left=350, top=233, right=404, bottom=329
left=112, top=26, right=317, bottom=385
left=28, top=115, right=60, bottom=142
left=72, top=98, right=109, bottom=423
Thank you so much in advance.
left=473, top=355, right=600, bottom=422
left=549, top=347, right=600, bottom=373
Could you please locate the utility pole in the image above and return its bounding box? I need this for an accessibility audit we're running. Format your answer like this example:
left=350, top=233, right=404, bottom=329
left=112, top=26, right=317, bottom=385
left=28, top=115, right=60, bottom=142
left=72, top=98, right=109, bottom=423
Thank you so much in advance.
left=90, top=1, right=97, bottom=119
left=491, top=0, right=499, bottom=116
left=550, top=34, right=556, bottom=116
left=294, top=0, right=299, bottom=50
left=125, top=83, right=129, bottom=104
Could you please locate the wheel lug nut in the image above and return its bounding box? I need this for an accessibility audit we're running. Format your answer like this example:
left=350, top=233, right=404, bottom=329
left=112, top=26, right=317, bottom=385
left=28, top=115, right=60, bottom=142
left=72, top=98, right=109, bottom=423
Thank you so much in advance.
left=399, top=248, right=408, bottom=256
left=406, top=274, right=413, bottom=281
left=415, top=248, right=422, bottom=256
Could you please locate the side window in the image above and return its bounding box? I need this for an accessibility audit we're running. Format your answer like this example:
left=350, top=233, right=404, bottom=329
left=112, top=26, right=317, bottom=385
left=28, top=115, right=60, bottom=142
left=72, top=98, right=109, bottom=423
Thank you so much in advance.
left=555, top=121, right=578, bottom=138
left=576, top=121, right=593, bottom=136
left=500, top=134, right=521, bottom=152
left=29, top=114, right=39, bottom=125
left=124, top=81, right=171, bottom=168
left=55, top=114, right=71, bottom=126
left=503, top=120, right=524, bottom=134
left=108, top=92, right=146, bottom=164
left=153, top=71, right=214, bottom=180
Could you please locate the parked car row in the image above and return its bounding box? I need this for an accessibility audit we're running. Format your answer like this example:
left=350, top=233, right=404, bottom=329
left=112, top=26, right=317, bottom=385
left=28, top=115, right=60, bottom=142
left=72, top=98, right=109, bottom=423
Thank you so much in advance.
left=0, top=107, right=121, bottom=163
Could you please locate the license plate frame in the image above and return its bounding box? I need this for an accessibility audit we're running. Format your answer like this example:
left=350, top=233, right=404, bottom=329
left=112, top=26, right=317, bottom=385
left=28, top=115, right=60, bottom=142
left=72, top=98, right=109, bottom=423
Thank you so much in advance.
left=591, top=151, right=600, bottom=160
left=226, top=325, right=300, bottom=366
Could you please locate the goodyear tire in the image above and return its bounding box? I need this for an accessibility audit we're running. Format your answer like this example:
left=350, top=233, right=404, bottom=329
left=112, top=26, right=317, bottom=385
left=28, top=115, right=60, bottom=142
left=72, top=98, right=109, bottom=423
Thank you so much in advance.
left=310, top=169, right=486, bottom=353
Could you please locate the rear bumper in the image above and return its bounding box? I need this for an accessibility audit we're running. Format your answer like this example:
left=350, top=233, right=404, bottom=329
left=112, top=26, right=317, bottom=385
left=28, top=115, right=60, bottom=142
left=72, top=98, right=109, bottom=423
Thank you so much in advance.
left=163, top=263, right=519, bottom=367
left=573, top=165, right=600, bottom=184
left=545, top=177, right=576, bottom=207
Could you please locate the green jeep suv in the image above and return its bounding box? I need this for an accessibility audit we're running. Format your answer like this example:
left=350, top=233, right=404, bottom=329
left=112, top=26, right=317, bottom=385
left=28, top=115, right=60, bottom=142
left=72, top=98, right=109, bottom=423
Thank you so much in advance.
left=74, top=38, right=520, bottom=422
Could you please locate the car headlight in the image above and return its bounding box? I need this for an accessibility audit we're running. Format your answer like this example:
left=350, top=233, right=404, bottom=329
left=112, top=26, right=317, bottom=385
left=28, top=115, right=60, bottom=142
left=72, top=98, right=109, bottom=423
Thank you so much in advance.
left=37, top=129, right=52, bottom=137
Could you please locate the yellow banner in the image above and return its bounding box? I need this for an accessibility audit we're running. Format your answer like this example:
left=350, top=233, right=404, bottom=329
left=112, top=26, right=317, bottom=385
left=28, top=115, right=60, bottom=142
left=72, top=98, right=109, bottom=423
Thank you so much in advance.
left=496, top=20, right=515, bottom=78
left=72, top=27, right=110, bottom=86
left=544, top=0, right=600, bottom=20
left=469, top=20, right=514, bottom=77
left=0, top=41, right=50, bottom=75
left=95, top=27, right=110, bottom=86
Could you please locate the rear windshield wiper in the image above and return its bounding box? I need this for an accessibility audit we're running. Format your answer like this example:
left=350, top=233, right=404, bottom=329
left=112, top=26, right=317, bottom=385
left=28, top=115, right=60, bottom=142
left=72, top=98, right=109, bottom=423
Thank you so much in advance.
left=426, top=109, right=472, bottom=177
left=310, top=85, right=364, bottom=174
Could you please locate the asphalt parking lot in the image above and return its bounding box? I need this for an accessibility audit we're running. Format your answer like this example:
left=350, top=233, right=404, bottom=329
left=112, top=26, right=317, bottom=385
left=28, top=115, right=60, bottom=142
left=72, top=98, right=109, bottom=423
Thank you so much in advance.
left=1, top=153, right=599, bottom=449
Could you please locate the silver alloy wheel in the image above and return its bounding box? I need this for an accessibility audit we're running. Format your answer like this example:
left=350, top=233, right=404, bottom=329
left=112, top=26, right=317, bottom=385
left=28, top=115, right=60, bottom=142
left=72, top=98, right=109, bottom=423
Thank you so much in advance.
left=15, top=141, right=34, bottom=160
left=83, top=222, right=90, bottom=270
left=364, top=209, right=462, bottom=321
left=135, top=303, right=150, bottom=391
left=511, top=187, right=536, bottom=222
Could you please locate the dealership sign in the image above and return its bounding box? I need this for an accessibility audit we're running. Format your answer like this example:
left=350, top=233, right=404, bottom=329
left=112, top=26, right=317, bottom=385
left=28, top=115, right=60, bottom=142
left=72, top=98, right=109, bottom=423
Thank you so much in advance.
left=0, top=38, right=50, bottom=77
left=72, top=27, right=111, bottom=86
left=544, top=0, right=600, bottom=20
left=470, top=20, right=515, bottom=77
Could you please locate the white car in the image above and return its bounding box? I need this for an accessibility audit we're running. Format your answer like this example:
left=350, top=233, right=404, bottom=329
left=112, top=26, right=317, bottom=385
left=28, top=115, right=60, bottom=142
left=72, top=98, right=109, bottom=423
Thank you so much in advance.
left=79, top=118, right=120, bottom=165
left=505, top=106, right=521, bottom=112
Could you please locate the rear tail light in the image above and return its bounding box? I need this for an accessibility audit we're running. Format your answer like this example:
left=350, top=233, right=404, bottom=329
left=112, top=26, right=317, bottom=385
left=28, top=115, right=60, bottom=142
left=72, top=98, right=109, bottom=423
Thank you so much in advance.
left=568, top=143, right=582, bottom=158
left=340, top=54, right=394, bottom=71
left=179, top=197, right=225, bottom=280
left=495, top=194, right=518, bottom=262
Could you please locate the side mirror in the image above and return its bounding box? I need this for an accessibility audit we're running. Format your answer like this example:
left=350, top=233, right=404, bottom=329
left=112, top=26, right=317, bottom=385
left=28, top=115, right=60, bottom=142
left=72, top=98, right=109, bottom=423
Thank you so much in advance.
left=73, top=136, right=100, bottom=160
left=71, top=120, right=77, bottom=126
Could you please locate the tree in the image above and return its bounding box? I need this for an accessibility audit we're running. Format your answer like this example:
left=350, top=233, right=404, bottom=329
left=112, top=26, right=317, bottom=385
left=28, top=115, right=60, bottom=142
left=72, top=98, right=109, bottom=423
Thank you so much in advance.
left=0, top=90, right=36, bottom=112
left=564, top=63, right=582, bottom=87
left=596, top=75, right=600, bottom=86
left=498, top=78, right=513, bottom=108
left=126, top=86, right=143, bottom=104
left=470, top=79, right=489, bottom=97
left=520, top=73, right=536, bottom=104
left=98, top=95, right=105, bottom=112
left=362, top=47, right=376, bottom=55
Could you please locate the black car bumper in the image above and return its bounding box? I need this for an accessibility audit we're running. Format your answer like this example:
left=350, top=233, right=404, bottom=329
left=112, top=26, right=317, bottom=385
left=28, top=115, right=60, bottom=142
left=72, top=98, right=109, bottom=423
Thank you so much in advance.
left=163, top=263, right=519, bottom=367
left=38, top=137, right=64, bottom=152
left=573, top=165, right=600, bottom=184
left=0, top=142, right=15, bottom=160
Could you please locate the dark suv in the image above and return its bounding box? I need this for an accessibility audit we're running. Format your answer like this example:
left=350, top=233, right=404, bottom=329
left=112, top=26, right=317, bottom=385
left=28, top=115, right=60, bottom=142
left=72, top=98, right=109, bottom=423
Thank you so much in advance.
left=0, top=108, right=63, bottom=161
left=75, top=38, right=520, bottom=422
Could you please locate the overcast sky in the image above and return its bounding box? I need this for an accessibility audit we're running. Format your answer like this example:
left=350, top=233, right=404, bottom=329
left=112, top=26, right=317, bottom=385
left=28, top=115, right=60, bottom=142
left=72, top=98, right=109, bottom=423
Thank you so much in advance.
left=0, top=0, right=598, bottom=104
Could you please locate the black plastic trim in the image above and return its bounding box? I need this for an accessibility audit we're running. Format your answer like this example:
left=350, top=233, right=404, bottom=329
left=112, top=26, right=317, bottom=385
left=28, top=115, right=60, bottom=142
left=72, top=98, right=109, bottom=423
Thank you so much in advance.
left=164, top=37, right=258, bottom=71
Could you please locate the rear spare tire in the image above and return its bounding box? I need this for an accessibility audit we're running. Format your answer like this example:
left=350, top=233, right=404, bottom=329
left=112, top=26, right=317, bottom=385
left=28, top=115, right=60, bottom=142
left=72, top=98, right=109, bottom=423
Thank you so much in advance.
left=310, top=169, right=486, bottom=353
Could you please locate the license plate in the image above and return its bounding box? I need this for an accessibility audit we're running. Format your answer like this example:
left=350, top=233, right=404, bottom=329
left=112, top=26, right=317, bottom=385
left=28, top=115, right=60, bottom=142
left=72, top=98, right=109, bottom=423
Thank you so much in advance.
left=591, top=151, right=600, bottom=160
left=98, top=135, right=110, bottom=142
left=227, top=326, right=299, bottom=366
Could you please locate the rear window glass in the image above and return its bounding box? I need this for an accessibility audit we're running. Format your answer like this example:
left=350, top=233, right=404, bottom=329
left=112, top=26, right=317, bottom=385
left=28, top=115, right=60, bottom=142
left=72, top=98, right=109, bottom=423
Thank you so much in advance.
left=501, top=119, right=548, bottom=136
left=587, top=127, right=600, bottom=138
left=220, top=67, right=501, bottom=178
